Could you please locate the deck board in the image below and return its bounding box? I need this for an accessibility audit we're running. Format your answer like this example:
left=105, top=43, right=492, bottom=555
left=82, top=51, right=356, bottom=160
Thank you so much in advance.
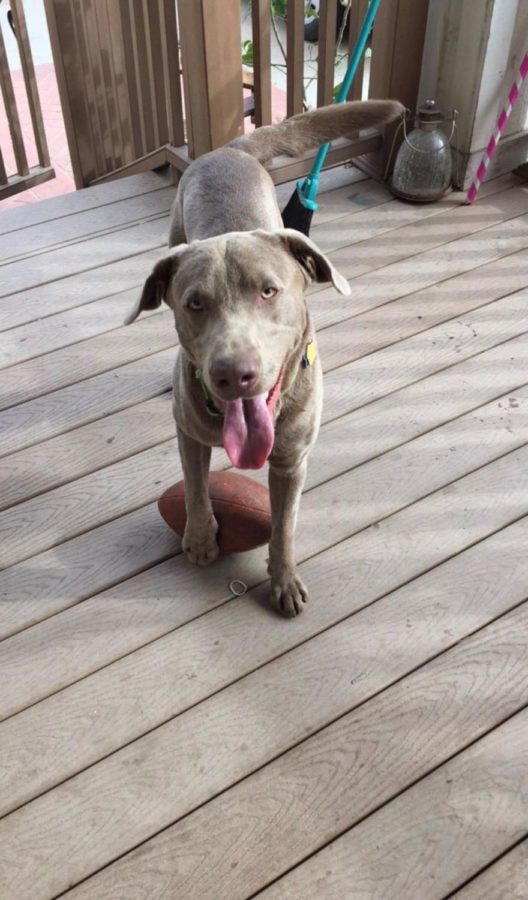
left=258, top=710, right=528, bottom=900
left=2, top=378, right=527, bottom=638
left=1, top=505, right=527, bottom=821
left=1, top=548, right=527, bottom=899
left=1, top=360, right=527, bottom=571
left=0, top=167, right=527, bottom=898
left=0, top=244, right=165, bottom=330
left=2, top=432, right=527, bottom=709
left=452, top=840, right=528, bottom=899
left=62, top=596, right=528, bottom=900
left=0, top=170, right=171, bottom=235
left=0, top=185, right=175, bottom=264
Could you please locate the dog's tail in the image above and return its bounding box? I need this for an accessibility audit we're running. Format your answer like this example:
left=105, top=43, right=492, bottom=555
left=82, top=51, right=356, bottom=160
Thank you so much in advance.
left=229, top=99, right=404, bottom=164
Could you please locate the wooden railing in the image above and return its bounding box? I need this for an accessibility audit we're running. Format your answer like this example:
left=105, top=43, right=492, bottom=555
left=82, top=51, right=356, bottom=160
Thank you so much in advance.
left=0, top=0, right=54, bottom=199
left=42, top=0, right=429, bottom=189
left=44, top=0, right=185, bottom=188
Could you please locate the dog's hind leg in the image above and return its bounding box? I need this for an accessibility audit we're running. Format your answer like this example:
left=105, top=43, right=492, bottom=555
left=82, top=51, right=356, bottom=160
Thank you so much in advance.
left=268, top=458, right=309, bottom=617
left=177, top=427, right=219, bottom=566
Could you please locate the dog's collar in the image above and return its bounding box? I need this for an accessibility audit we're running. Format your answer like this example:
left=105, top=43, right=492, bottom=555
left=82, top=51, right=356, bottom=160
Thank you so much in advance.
left=194, top=368, right=224, bottom=417
left=194, top=340, right=316, bottom=417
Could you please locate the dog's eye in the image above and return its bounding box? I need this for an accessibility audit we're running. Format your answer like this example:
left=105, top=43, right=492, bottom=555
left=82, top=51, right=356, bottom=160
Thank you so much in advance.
left=261, top=286, right=278, bottom=299
left=187, top=296, right=203, bottom=311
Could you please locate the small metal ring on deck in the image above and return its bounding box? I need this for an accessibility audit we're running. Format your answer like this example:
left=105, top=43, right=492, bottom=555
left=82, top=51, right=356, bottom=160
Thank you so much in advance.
left=229, top=579, right=247, bottom=597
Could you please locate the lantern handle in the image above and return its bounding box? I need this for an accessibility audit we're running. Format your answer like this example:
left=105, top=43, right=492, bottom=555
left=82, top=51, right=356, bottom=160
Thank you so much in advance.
left=384, top=109, right=458, bottom=183
left=402, top=112, right=457, bottom=154
left=382, top=112, right=406, bottom=181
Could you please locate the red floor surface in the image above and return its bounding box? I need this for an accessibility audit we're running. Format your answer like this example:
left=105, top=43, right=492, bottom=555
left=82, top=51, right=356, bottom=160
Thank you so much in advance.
left=1, top=61, right=75, bottom=209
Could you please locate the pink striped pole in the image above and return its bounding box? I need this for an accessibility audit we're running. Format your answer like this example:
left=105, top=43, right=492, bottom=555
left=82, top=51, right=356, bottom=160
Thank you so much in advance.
left=466, top=52, right=528, bottom=204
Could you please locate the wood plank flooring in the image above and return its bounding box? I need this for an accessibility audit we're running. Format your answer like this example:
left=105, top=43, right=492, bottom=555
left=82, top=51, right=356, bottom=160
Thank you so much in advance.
left=0, top=167, right=526, bottom=900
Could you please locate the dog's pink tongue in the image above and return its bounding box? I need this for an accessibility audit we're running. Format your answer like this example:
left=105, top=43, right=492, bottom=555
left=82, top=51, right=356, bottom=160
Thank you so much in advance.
left=223, top=394, right=274, bottom=469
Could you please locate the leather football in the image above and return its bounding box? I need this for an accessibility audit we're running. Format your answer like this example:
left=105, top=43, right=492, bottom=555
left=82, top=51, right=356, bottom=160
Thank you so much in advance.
left=158, top=471, right=272, bottom=555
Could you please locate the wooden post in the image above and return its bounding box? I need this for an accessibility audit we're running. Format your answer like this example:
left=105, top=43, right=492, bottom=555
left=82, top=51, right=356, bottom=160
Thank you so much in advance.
left=287, top=0, right=304, bottom=116
left=10, top=0, right=51, bottom=167
left=347, top=0, right=369, bottom=101
left=317, top=0, right=338, bottom=107
left=252, top=0, right=272, bottom=126
left=0, top=20, right=29, bottom=176
left=369, top=0, right=430, bottom=172
left=177, top=0, right=244, bottom=158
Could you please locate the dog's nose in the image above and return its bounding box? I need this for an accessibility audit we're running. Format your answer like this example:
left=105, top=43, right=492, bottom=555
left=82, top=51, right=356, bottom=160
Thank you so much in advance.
left=210, top=357, right=259, bottom=399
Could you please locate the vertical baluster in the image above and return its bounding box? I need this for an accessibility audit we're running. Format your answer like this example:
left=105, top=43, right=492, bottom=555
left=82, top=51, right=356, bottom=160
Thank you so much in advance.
left=317, top=0, right=338, bottom=107
left=0, top=20, right=29, bottom=175
left=252, top=0, right=272, bottom=126
left=287, top=0, right=304, bottom=116
left=347, top=0, right=369, bottom=100
left=11, top=0, right=51, bottom=167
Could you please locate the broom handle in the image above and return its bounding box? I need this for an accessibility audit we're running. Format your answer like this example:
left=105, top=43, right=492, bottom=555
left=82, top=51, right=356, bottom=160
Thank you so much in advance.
left=310, top=0, right=383, bottom=181
left=466, top=52, right=528, bottom=204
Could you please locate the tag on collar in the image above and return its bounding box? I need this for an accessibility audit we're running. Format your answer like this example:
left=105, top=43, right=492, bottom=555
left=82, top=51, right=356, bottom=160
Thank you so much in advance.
left=302, top=340, right=316, bottom=368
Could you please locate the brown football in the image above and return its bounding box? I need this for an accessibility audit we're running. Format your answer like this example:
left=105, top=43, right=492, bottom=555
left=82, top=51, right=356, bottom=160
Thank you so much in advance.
left=158, top=471, right=272, bottom=555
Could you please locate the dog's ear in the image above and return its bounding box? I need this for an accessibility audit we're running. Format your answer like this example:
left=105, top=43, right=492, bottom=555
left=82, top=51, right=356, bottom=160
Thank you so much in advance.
left=124, top=247, right=185, bottom=325
left=275, top=228, right=350, bottom=295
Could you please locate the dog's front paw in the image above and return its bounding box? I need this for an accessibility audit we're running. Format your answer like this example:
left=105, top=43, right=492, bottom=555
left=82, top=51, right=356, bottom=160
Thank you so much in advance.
left=270, top=569, right=309, bottom=618
left=182, top=518, right=219, bottom=567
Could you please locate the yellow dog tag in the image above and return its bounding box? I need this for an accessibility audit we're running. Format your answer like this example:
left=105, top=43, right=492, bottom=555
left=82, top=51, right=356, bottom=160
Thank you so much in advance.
left=302, top=340, right=317, bottom=368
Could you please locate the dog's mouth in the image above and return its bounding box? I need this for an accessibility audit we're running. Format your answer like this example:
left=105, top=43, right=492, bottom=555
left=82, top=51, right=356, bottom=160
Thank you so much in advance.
left=221, top=365, right=285, bottom=470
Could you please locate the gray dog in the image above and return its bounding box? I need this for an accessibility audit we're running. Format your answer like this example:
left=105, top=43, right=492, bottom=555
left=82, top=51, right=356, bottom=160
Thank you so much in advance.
left=127, top=99, right=402, bottom=616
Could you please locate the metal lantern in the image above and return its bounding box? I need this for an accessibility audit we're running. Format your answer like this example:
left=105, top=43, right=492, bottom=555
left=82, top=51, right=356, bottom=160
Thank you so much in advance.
left=390, top=100, right=457, bottom=202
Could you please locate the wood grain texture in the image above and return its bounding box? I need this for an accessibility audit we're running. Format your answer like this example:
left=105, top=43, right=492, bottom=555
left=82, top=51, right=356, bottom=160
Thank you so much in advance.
left=1, top=492, right=527, bottom=823
left=0, top=185, right=174, bottom=267
left=61, top=594, right=528, bottom=900
left=2, top=321, right=526, bottom=566
left=260, top=711, right=528, bottom=900
left=0, top=170, right=170, bottom=236
left=0, top=169, right=526, bottom=900
left=0, top=285, right=157, bottom=369
left=347, top=0, right=369, bottom=100
left=317, top=0, right=338, bottom=107
left=307, top=332, right=528, bottom=490
left=314, top=248, right=528, bottom=365
left=0, top=245, right=165, bottom=332
left=251, top=0, right=272, bottom=126
left=286, top=0, right=304, bottom=117
left=0, top=348, right=174, bottom=458
left=177, top=0, right=243, bottom=157
left=0, top=19, right=28, bottom=176
left=3, top=259, right=524, bottom=485
left=452, top=840, right=528, bottom=900
left=3, top=207, right=526, bottom=453
left=320, top=287, right=528, bottom=421
left=1, top=179, right=523, bottom=411
left=310, top=179, right=521, bottom=251
left=1, top=417, right=527, bottom=716
left=1, top=357, right=527, bottom=570
left=0, top=393, right=174, bottom=510
left=0, top=335, right=525, bottom=713
left=10, top=0, right=51, bottom=167
left=0, top=173, right=520, bottom=365
left=312, top=186, right=528, bottom=309
left=0, top=308, right=172, bottom=412
left=1, top=589, right=525, bottom=898
left=2, top=351, right=527, bottom=636
left=0, top=214, right=169, bottom=302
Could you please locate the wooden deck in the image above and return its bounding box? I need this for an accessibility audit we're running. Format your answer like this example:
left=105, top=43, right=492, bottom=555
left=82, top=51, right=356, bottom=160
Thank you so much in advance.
left=0, top=164, right=527, bottom=900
